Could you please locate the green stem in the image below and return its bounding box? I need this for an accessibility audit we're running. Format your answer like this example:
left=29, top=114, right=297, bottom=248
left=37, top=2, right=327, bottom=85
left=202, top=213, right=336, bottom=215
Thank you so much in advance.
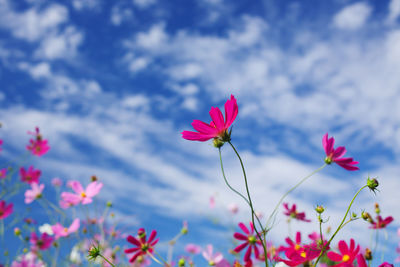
left=265, top=164, right=327, bottom=230
left=228, top=141, right=269, bottom=267
left=99, top=254, right=116, bottom=267
left=312, top=185, right=367, bottom=267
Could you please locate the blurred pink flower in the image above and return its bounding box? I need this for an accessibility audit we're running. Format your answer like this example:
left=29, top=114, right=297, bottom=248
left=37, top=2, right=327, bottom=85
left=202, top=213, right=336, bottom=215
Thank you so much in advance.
left=60, top=180, right=103, bottom=208
left=395, top=245, right=400, bottom=262
left=0, top=200, right=13, bottom=219
left=228, top=203, right=239, bottom=214
left=182, top=95, right=238, bottom=142
left=26, top=127, right=50, bottom=156
left=25, top=183, right=44, bottom=204
left=30, top=232, right=53, bottom=251
left=0, top=139, right=2, bottom=151
left=209, top=196, right=215, bottom=209
left=185, top=243, right=201, bottom=254
left=51, top=177, right=62, bottom=187
left=322, top=133, right=359, bottom=171
left=52, top=218, right=80, bottom=239
left=0, top=168, right=7, bottom=179
left=378, top=262, right=394, bottom=267
left=327, top=239, right=360, bottom=266
left=20, top=166, right=41, bottom=184
left=11, top=253, right=45, bottom=267
left=370, top=215, right=394, bottom=229
left=283, top=203, right=311, bottom=222
left=202, top=244, right=223, bottom=265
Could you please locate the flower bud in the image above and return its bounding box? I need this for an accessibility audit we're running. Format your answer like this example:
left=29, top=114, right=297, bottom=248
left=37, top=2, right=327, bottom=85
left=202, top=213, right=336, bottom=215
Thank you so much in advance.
left=361, top=211, right=372, bottom=222
left=91, top=175, right=98, bottom=182
left=352, top=212, right=357, bottom=218
left=315, top=205, right=325, bottom=214
left=365, top=248, right=372, bottom=260
left=367, top=177, right=379, bottom=193
left=178, top=258, right=186, bottom=267
left=14, top=227, right=21, bottom=236
left=374, top=203, right=380, bottom=214
left=213, top=138, right=224, bottom=148
left=88, top=245, right=101, bottom=261
left=106, top=201, right=112, bottom=207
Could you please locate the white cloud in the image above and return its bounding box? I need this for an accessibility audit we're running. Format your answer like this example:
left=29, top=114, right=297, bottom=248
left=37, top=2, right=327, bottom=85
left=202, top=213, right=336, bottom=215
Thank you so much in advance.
left=134, top=23, right=168, bottom=51
left=18, top=62, right=51, bottom=79
left=129, top=57, right=150, bottom=72
left=35, top=26, right=83, bottom=60
left=333, top=2, right=372, bottom=30
left=387, top=0, right=400, bottom=24
left=0, top=4, right=68, bottom=42
left=72, top=0, right=101, bottom=11
left=110, top=5, right=133, bottom=26
left=132, top=0, right=156, bottom=9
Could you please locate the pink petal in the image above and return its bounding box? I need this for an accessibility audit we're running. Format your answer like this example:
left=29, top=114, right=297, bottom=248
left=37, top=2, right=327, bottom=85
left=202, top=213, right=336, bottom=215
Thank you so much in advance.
left=234, top=242, right=249, bottom=253
left=181, top=131, right=214, bottom=141
left=69, top=181, right=84, bottom=194
left=209, top=107, right=225, bottom=132
left=234, top=233, right=248, bottom=241
left=327, top=251, right=342, bottom=262
left=147, top=230, right=157, bottom=243
left=238, top=222, right=250, bottom=235
left=68, top=218, right=80, bottom=233
left=356, top=254, right=368, bottom=267
left=333, top=146, right=347, bottom=159
left=224, top=95, right=238, bottom=128
left=338, top=240, right=349, bottom=254
left=127, top=235, right=141, bottom=246
left=192, top=120, right=218, bottom=135
left=244, top=246, right=252, bottom=262
left=86, top=181, right=103, bottom=198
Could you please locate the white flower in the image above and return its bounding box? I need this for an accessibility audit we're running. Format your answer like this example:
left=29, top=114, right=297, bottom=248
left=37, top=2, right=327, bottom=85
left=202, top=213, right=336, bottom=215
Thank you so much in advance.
left=39, top=223, right=54, bottom=235
left=70, top=246, right=82, bottom=264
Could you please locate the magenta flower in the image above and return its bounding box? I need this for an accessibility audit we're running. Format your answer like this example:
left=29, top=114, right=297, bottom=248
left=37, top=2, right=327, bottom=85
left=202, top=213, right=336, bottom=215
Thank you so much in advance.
left=0, top=200, right=13, bottom=219
left=30, top=232, right=54, bottom=251
left=378, top=263, right=394, bottom=267
left=26, top=127, right=50, bottom=156
left=182, top=95, right=238, bottom=142
left=202, top=244, right=224, bottom=266
left=20, top=166, right=41, bottom=184
left=233, top=222, right=261, bottom=262
left=125, top=228, right=159, bottom=263
left=283, top=203, right=311, bottom=222
left=51, top=218, right=80, bottom=239
left=370, top=215, right=394, bottom=229
left=60, top=180, right=103, bottom=208
left=25, top=183, right=44, bottom=204
left=327, top=239, right=360, bottom=266
left=278, top=232, right=321, bottom=267
left=356, top=254, right=368, bottom=267
left=0, top=139, right=2, bottom=151
left=322, top=133, right=359, bottom=171
left=0, top=168, right=7, bottom=179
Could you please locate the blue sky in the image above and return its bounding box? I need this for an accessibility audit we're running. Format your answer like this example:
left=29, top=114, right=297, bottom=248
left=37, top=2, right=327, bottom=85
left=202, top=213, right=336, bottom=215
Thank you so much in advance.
left=1, top=0, right=400, bottom=265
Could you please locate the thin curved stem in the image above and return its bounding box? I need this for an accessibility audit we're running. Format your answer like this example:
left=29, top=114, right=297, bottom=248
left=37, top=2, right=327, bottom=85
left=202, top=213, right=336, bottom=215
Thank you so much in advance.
left=228, top=141, right=269, bottom=267
left=99, top=254, right=116, bottom=267
left=265, top=164, right=327, bottom=229
left=312, top=185, right=367, bottom=267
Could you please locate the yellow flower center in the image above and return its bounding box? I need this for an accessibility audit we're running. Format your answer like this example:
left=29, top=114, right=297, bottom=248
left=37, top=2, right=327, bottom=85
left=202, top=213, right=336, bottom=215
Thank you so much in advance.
left=294, top=244, right=301, bottom=250
left=342, top=254, right=350, bottom=262
left=300, top=251, right=306, bottom=258
left=81, top=192, right=86, bottom=198
left=64, top=228, right=68, bottom=233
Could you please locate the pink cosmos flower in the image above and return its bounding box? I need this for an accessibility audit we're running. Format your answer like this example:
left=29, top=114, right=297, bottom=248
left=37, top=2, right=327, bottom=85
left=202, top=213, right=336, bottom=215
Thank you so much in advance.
left=24, top=183, right=44, bottom=204
left=369, top=215, right=394, bottom=229
left=30, top=232, right=54, bottom=251
left=202, top=244, right=224, bottom=265
left=356, top=254, right=368, bottom=267
left=60, top=180, right=103, bottom=208
left=322, top=133, right=359, bottom=171
left=277, top=232, right=321, bottom=267
left=210, top=196, right=215, bottom=209
left=378, top=263, right=394, bottom=267
left=0, top=168, right=7, bottom=179
left=327, top=239, right=360, bottom=267
left=51, top=218, right=80, bottom=239
left=185, top=243, right=202, bottom=254
left=0, top=200, right=13, bottom=219
left=228, top=203, right=239, bottom=214
left=20, top=166, right=41, bottom=184
left=125, top=228, right=159, bottom=263
left=283, top=203, right=311, bottom=222
left=233, top=222, right=262, bottom=263
left=395, top=245, right=400, bottom=262
left=11, top=253, right=45, bottom=267
left=51, top=177, right=62, bottom=187
left=26, top=127, right=50, bottom=156
left=182, top=95, right=238, bottom=142
left=0, top=139, right=2, bottom=151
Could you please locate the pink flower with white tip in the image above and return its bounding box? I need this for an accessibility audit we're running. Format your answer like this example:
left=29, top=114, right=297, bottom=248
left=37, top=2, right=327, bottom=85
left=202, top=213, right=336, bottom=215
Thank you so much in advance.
left=25, top=183, right=44, bottom=204
left=51, top=218, right=80, bottom=239
left=60, top=180, right=103, bottom=208
left=202, top=244, right=223, bottom=266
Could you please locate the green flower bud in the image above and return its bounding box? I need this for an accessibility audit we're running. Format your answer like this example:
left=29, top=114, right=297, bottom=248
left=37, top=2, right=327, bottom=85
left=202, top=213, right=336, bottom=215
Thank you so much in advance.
left=315, top=205, right=325, bottom=214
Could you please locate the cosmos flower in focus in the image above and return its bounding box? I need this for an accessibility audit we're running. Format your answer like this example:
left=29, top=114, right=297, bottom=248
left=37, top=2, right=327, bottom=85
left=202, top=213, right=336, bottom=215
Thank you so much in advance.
left=327, top=239, right=360, bottom=266
left=322, top=133, right=359, bottom=171
left=182, top=95, right=238, bottom=144
left=60, top=180, right=103, bottom=208
left=233, top=222, right=261, bottom=263
left=26, top=127, right=50, bottom=156
left=125, top=228, right=159, bottom=263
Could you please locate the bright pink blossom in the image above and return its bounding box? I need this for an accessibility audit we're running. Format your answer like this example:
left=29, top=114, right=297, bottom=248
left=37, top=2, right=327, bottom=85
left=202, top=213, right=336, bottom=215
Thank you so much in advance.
left=202, top=244, right=224, bottom=265
left=25, top=183, right=44, bottom=204
left=185, top=243, right=201, bottom=254
left=277, top=232, right=321, bottom=266
left=233, top=222, right=261, bottom=263
left=327, top=239, right=360, bottom=267
left=125, top=228, right=159, bottom=263
left=378, top=262, right=394, bottom=267
left=283, top=203, right=311, bottom=222
left=182, top=95, right=238, bottom=142
left=51, top=218, right=80, bottom=239
left=0, top=168, right=6, bottom=179
left=26, top=127, right=50, bottom=156
left=20, top=166, right=41, bottom=184
left=30, top=232, right=53, bottom=251
left=60, top=180, right=103, bottom=208
left=369, top=215, right=394, bottom=229
left=0, top=200, right=13, bottom=219
left=322, top=133, right=359, bottom=171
